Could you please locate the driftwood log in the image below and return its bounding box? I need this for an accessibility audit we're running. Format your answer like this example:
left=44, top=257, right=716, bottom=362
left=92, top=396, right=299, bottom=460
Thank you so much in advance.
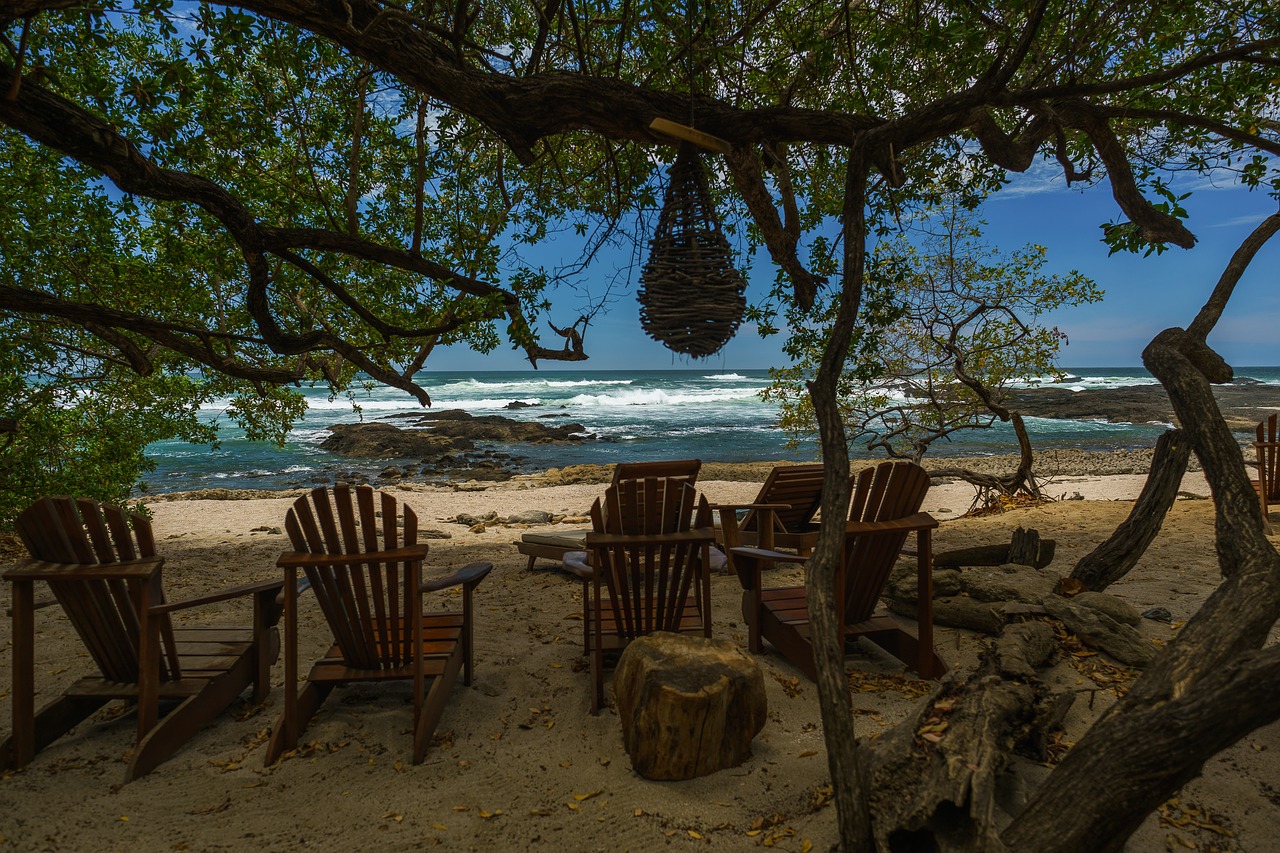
left=934, top=528, right=1056, bottom=570
left=862, top=620, right=1068, bottom=851
left=613, top=632, right=767, bottom=780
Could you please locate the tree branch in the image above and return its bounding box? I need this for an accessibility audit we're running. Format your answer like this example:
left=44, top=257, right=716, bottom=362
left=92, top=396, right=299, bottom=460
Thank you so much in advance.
left=724, top=146, right=824, bottom=309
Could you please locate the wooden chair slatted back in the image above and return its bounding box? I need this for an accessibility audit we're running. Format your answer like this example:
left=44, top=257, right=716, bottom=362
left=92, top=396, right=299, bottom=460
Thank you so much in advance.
left=588, top=479, right=712, bottom=640
left=592, top=476, right=715, bottom=536
left=841, top=462, right=931, bottom=624
left=611, top=459, right=701, bottom=488
left=592, top=537, right=708, bottom=639
left=1257, top=415, right=1280, bottom=502
left=285, top=485, right=422, bottom=670
left=742, top=464, right=827, bottom=534
left=14, top=497, right=179, bottom=682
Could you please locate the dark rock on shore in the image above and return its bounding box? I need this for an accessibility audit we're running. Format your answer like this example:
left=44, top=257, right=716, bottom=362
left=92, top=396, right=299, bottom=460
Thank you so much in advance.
left=1010, top=381, right=1278, bottom=431
left=320, top=423, right=474, bottom=457
left=318, top=413, right=586, bottom=483
left=326, top=413, right=588, bottom=459
left=400, top=409, right=588, bottom=443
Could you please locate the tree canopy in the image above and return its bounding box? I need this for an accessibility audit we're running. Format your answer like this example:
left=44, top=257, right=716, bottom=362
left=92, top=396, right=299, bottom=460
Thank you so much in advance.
left=4, top=1, right=1280, bottom=849
left=4, top=0, right=1277, bottom=398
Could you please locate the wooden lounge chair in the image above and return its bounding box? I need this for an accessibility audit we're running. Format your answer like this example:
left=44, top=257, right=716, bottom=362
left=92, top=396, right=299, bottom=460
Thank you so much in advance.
left=714, top=463, right=853, bottom=574
left=264, top=485, right=491, bottom=766
left=2, top=496, right=283, bottom=781
left=1253, top=413, right=1280, bottom=528
left=581, top=477, right=716, bottom=713
left=514, top=459, right=702, bottom=569
left=731, top=461, right=946, bottom=681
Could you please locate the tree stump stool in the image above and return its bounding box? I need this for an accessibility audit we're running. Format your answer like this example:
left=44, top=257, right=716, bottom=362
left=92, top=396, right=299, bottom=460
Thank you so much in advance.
left=613, top=632, right=767, bottom=780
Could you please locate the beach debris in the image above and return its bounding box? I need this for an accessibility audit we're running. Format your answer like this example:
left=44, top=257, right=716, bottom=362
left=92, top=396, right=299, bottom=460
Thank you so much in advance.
left=1158, top=797, right=1235, bottom=840
left=1007, top=527, right=1046, bottom=565
left=1043, top=596, right=1157, bottom=667
left=506, top=510, right=554, bottom=524
left=771, top=672, right=803, bottom=698
left=1056, top=577, right=1088, bottom=597
left=452, top=512, right=497, bottom=527
left=995, top=621, right=1058, bottom=677
left=1142, top=606, right=1174, bottom=623
left=847, top=669, right=933, bottom=700
left=957, top=564, right=1061, bottom=605
left=893, top=595, right=1005, bottom=635
left=1071, top=591, right=1142, bottom=626
left=614, top=634, right=766, bottom=780
left=934, top=529, right=1056, bottom=570
left=745, top=814, right=798, bottom=846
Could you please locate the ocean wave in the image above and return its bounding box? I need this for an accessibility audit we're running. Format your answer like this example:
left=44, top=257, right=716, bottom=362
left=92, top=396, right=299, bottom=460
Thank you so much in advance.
left=431, top=397, right=545, bottom=410
left=567, top=388, right=762, bottom=407
left=1011, top=373, right=1161, bottom=390
left=437, top=377, right=634, bottom=392
left=1021, top=416, right=1161, bottom=433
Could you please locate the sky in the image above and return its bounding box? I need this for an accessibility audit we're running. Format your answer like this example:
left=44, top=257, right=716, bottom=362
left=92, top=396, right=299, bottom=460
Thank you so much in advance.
left=430, top=166, right=1280, bottom=373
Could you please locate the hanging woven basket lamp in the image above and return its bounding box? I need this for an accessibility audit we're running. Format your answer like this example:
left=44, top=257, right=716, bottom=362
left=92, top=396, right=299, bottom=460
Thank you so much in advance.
left=638, top=122, right=747, bottom=359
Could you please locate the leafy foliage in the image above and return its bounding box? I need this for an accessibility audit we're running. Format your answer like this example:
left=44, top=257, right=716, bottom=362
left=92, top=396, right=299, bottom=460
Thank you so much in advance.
left=763, top=204, right=1101, bottom=459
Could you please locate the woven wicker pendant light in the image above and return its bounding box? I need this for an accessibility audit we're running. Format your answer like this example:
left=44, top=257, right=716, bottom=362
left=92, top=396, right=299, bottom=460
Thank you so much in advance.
left=638, top=143, right=747, bottom=358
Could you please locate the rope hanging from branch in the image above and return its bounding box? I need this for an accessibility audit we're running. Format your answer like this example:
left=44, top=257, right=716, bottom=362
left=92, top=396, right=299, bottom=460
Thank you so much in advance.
left=638, top=143, right=747, bottom=358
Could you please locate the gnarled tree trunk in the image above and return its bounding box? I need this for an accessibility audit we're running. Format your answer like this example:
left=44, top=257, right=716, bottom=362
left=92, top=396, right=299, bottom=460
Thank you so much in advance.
left=1070, top=428, right=1192, bottom=590
left=839, top=214, right=1280, bottom=853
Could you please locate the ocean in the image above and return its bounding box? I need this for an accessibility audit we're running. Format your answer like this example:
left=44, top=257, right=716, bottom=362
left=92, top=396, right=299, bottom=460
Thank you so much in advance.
left=141, top=367, right=1280, bottom=494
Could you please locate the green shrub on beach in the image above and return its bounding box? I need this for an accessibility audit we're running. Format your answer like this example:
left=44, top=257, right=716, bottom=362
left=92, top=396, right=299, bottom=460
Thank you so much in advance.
left=0, top=334, right=307, bottom=529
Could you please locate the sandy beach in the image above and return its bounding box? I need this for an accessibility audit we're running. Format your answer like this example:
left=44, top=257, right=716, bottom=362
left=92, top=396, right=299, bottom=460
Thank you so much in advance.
left=1, top=462, right=1277, bottom=852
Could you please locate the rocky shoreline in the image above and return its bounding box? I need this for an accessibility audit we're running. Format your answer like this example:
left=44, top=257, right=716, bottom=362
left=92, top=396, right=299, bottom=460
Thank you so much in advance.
left=1010, top=377, right=1278, bottom=430
left=150, top=382, right=1273, bottom=499
left=150, top=446, right=1203, bottom=502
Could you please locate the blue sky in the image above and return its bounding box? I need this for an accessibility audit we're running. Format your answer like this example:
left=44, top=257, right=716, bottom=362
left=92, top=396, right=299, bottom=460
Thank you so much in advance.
left=433, top=169, right=1280, bottom=373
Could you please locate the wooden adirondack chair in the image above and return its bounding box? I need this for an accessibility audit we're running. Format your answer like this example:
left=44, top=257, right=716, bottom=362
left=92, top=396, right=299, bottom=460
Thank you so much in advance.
left=1253, top=414, right=1280, bottom=527
left=2, top=496, right=283, bottom=781
left=264, top=485, right=491, bottom=766
left=582, top=477, right=716, bottom=713
left=515, top=459, right=702, bottom=569
left=714, top=464, right=853, bottom=573
left=731, top=461, right=946, bottom=681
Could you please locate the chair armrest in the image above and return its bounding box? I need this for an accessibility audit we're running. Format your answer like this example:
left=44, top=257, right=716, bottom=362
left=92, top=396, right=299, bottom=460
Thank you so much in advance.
left=424, top=561, right=493, bottom=592
left=150, top=578, right=287, bottom=615
left=277, top=544, right=430, bottom=568
left=4, top=555, right=164, bottom=581
left=710, top=502, right=791, bottom=512
left=844, top=512, right=938, bottom=536
left=730, top=546, right=809, bottom=565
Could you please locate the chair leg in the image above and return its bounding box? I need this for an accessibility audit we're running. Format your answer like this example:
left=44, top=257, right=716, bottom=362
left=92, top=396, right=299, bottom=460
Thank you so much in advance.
left=253, top=590, right=283, bottom=704
left=263, top=681, right=332, bottom=766
left=413, top=646, right=465, bottom=764
left=859, top=628, right=948, bottom=680
left=0, top=695, right=107, bottom=772
left=742, top=591, right=763, bottom=654
left=126, top=653, right=263, bottom=781
left=462, top=587, right=475, bottom=686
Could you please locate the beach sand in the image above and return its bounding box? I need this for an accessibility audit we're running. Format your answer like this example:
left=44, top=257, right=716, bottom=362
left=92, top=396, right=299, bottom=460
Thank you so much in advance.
left=1, top=466, right=1277, bottom=852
